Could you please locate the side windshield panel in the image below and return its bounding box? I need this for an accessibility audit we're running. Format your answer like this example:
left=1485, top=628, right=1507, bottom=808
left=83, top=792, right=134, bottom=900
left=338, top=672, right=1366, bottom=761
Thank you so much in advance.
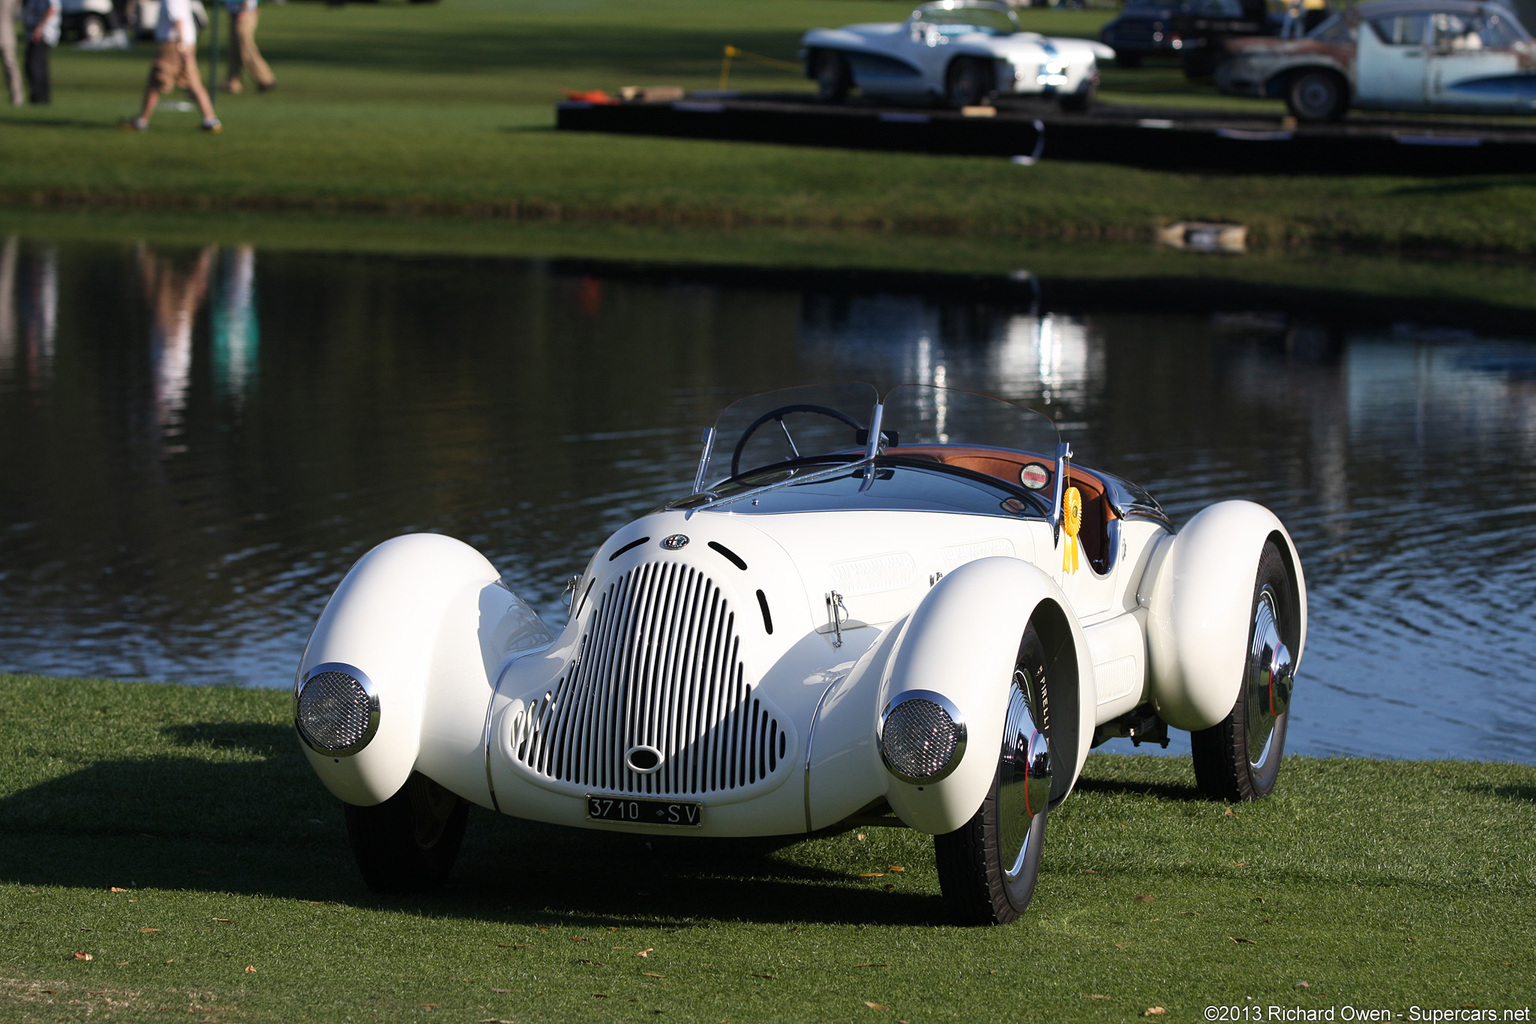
left=1368, top=13, right=1428, bottom=45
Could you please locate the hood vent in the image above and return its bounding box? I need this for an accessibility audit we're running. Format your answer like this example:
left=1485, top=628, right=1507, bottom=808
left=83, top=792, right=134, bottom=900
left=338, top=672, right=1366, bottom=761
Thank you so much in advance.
left=510, top=560, right=789, bottom=797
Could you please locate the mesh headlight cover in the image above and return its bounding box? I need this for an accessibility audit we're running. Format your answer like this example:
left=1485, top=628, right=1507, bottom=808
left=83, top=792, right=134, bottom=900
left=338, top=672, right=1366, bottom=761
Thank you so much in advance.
left=296, top=665, right=379, bottom=756
left=880, top=692, right=967, bottom=783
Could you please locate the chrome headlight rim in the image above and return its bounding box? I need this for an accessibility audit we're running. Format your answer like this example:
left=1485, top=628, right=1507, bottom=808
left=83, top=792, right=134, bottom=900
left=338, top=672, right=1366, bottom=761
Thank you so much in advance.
left=879, top=689, right=968, bottom=785
left=295, top=661, right=381, bottom=757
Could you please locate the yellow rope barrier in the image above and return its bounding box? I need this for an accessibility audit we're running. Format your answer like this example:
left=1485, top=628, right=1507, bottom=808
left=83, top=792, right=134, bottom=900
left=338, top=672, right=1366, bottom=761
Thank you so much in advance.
left=719, top=45, right=804, bottom=90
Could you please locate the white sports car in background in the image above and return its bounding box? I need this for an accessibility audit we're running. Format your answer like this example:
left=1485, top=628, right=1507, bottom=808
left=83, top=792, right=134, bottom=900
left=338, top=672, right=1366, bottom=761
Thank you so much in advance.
left=801, top=0, right=1112, bottom=110
left=294, top=383, right=1306, bottom=925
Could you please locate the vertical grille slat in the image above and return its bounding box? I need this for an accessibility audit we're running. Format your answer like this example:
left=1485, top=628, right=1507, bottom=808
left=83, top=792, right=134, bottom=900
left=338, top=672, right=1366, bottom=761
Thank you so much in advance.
left=594, top=572, right=628, bottom=790
left=508, top=561, right=790, bottom=797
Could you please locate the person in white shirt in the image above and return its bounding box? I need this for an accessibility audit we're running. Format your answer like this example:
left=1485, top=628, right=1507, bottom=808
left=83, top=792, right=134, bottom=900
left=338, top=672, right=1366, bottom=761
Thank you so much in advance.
left=123, top=0, right=221, bottom=132
left=21, top=0, right=59, bottom=105
left=223, top=0, right=274, bottom=94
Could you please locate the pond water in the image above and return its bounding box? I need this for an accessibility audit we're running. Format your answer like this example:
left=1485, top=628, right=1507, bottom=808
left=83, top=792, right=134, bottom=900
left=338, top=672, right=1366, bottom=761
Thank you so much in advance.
left=1, top=236, right=1533, bottom=765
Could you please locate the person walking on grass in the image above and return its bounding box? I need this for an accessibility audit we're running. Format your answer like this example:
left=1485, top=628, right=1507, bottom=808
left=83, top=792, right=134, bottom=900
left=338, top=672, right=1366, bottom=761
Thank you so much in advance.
left=1, top=0, right=25, bottom=106
left=123, top=0, right=220, bottom=133
left=21, top=0, right=59, bottom=105
left=223, top=0, right=274, bottom=94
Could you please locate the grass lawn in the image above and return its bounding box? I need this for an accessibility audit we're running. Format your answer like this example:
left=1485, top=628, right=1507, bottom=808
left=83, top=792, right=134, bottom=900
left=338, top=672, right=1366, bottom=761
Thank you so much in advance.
left=0, top=0, right=1534, bottom=259
left=2, top=672, right=1533, bottom=1023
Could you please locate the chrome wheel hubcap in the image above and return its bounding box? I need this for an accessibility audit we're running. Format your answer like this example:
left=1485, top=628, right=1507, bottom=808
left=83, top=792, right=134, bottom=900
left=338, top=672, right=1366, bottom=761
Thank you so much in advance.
left=998, top=666, right=1052, bottom=880
left=1245, top=588, right=1294, bottom=769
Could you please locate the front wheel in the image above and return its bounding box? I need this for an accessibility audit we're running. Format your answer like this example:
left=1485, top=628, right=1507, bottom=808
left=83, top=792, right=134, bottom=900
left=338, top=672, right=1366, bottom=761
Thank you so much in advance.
left=1191, top=541, right=1297, bottom=801
left=934, top=625, right=1052, bottom=925
left=1059, top=82, right=1096, bottom=113
left=344, top=771, right=470, bottom=892
left=945, top=57, right=992, bottom=109
left=1285, top=70, right=1347, bottom=121
left=813, top=50, right=852, bottom=103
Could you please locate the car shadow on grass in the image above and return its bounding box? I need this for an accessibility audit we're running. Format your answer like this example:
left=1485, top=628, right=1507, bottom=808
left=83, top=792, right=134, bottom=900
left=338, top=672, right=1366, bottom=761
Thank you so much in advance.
left=1459, top=782, right=1536, bottom=804
left=1069, top=775, right=1206, bottom=803
left=0, top=116, right=130, bottom=131
left=0, top=721, right=948, bottom=926
left=1389, top=177, right=1536, bottom=197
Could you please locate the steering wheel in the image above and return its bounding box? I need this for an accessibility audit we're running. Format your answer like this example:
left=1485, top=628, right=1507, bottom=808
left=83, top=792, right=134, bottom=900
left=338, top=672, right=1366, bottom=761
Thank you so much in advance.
left=730, top=403, right=866, bottom=478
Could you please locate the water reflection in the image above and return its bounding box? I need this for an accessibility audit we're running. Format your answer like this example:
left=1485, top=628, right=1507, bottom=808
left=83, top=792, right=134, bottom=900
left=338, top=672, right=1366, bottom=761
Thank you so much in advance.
left=0, top=235, right=58, bottom=390
left=212, top=245, right=260, bottom=406
left=800, top=285, right=1103, bottom=412
left=141, top=244, right=213, bottom=445
left=0, top=239, right=1532, bottom=767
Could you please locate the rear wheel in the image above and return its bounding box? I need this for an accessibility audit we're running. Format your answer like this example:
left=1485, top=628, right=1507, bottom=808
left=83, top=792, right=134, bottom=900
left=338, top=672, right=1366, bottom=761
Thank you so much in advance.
left=934, top=625, right=1053, bottom=925
left=813, top=50, right=852, bottom=103
left=344, top=771, right=470, bottom=892
left=1115, top=49, right=1143, bottom=69
left=945, top=57, right=992, bottom=109
left=1285, top=69, right=1347, bottom=121
left=1191, top=542, right=1297, bottom=801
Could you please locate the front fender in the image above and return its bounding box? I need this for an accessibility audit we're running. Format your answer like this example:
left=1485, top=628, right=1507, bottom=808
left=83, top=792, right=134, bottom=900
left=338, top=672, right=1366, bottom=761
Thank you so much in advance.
left=1143, top=501, right=1307, bottom=731
left=295, top=533, right=553, bottom=808
left=878, top=556, right=1096, bottom=835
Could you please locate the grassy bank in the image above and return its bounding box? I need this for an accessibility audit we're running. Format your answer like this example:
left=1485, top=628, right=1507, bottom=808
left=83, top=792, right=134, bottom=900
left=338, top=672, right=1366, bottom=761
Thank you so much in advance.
left=2, top=0, right=1535, bottom=259
left=2, top=673, right=1532, bottom=1023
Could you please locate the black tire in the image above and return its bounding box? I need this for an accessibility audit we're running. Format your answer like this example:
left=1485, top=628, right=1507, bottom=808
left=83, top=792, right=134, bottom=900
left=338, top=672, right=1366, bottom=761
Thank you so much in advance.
left=934, top=625, right=1052, bottom=925
left=813, top=50, right=852, bottom=103
left=1285, top=69, right=1347, bottom=121
left=1059, top=82, right=1095, bottom=113
left=1191, top=541, right=1297, bottom=802
left=1181, top=48, right=1219, bottom=79
left=1115, top=49, right=1142, bottom=69
left=944, top=57, right=992, bottom=109
left=344, top=771, right=470, bottom=892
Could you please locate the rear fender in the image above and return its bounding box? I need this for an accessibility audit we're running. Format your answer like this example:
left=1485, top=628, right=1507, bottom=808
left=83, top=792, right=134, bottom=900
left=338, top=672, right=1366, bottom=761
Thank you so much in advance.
left=1143, top=501, right=1307, bottom=731
left=296, top=533, right=554, bottom=808
left=879, top=557, right=1096, bottom=835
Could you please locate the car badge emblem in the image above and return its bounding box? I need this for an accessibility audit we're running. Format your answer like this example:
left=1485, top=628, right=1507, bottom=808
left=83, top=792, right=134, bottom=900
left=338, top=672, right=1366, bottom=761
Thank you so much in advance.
left=661, top=534, right=690, bottom=550
left=1019, top=463, right=1050, bottom=490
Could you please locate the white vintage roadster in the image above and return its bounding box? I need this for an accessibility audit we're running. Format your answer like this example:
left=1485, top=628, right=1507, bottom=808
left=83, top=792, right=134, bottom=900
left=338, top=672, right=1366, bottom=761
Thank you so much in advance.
left=802, top=0, right=1110, bottom=110
left=294, top=383, right=1305, bottom=925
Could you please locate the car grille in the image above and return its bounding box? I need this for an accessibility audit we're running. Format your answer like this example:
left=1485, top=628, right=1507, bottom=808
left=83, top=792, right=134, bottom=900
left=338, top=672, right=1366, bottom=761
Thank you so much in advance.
left=509, top=561, right=789, bottom=797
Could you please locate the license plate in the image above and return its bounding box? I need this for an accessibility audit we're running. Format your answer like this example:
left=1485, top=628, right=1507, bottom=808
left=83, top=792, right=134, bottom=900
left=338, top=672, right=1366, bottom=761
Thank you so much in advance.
left=586, top=795, right=702, bottom=827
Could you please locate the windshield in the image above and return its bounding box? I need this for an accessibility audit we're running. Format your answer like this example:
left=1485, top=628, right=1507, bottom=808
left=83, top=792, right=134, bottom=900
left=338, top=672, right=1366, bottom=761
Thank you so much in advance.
left=695, top=383, right=1059, bottom=490
left=879, top=384, right=1059, bottom=457
left=699, top=382, right=878, bottom=487
left=914, top=1, right=1020, bottom=35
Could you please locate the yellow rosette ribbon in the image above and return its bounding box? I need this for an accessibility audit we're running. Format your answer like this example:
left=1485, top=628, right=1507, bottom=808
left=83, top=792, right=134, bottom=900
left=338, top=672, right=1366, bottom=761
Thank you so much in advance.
left=1062, top=486, right=1082, bottom=574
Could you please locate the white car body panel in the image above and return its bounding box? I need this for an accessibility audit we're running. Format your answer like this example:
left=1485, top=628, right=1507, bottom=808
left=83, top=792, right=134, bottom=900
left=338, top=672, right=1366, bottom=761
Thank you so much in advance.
left=1355, top=20, right=1432, bottom=104
left=297, top=533, right=549, bottom=809
left=1143, top=500, right=1306, bottom=732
